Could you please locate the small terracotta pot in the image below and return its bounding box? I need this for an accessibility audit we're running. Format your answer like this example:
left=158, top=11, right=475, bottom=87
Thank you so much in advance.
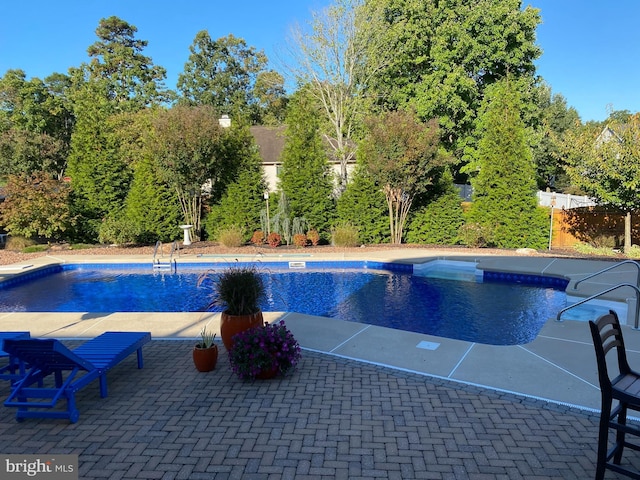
left=192, top=344, right=218, bottom=372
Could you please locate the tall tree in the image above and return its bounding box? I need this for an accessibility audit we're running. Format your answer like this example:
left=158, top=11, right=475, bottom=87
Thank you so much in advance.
left=358, top=109, right=447, bottom=244
left=0, top=70, right=72, bottom=178
left=124, top=154, right=182, bottom=243
left=253, top=71, right=288, bottom=125
left=285, top=0, right=392, bottom=189
left=84, top=16, right=171, bottom=108
left=364, top=0, right=541, bottom=161
left=531, top=83, right=580, bottom=190
left=278, top=89, right=336, bottom=235
left=562, top=114, right=640, bottom=253
left=66, top=78, right=132, bottom=229
left=177, top=32, right=272, bottom=122
left=464, top=78, right=548, bottom=249
left=66, top=16, right=170, bottom=238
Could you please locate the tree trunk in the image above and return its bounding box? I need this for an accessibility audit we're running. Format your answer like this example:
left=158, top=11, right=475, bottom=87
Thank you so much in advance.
left=384, top=186, right=412, bottom=244
left=176, top=188, right=202, bottom=242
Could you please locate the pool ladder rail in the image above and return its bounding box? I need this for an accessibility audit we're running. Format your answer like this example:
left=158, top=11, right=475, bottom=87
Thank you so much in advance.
left=557, top=260, right=640, bottom=328
left=152, top=240, right=178, bottom=272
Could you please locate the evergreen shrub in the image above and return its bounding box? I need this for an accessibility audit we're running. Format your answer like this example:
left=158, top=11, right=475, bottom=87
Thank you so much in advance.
left=406, top=191, right=464, bottom=245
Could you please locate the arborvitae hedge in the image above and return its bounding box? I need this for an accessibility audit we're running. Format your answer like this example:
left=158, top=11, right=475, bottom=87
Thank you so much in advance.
left=336, top=166, right=389, bottom=244
left=465, top=79, right=548, bottom=249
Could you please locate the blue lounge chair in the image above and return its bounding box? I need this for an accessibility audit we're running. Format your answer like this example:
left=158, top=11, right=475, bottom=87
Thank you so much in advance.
left=0, top=331, right=30, bottom=382
left=3, top=331, right=151, bottom=423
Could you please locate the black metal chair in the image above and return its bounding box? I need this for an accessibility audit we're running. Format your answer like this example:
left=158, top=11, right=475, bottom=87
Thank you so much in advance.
left=589, top=310, right=640, bottom=479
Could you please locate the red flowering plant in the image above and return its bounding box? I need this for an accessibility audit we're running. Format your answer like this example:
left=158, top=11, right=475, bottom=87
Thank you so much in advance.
left=228, top=321, right=301, bottom=380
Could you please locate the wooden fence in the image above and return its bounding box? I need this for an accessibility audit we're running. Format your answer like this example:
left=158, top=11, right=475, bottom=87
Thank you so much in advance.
left=550, top=207, right=640, bottom=249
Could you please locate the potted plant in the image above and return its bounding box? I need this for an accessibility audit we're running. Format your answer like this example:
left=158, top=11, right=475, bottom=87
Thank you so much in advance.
left=193, top=327, right=218, bottom=372
left=208, top=264, right=266, bottom=351
left=228, top=321, right=301, bottom=380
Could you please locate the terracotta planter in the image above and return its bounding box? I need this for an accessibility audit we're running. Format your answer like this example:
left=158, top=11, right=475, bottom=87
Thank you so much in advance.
left=220, top=310, right=264, bottom=351
left=255, top=364, right=279, bottom=380
left=192, top=344, right=219, bottom=372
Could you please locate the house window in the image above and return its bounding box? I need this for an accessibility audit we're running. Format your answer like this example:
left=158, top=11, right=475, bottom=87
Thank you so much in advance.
left=276, top=165, right=283, bottom=176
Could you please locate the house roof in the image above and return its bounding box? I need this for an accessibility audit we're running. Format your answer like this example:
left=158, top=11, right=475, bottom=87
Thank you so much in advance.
left=250, top=125, right=286, bottom=165
left=249, top=124, right=357, bottom=166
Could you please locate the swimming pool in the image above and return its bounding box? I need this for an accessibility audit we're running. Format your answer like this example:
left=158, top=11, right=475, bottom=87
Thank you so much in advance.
left=0, top=261, right=569, bottom=346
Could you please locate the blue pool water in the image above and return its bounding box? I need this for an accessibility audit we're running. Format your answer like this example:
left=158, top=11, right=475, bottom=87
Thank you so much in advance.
left=0, top=263, right=568, bottom=346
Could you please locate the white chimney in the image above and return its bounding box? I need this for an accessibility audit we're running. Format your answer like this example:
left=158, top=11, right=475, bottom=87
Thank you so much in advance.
left=219, top=114, right=231, bottom=128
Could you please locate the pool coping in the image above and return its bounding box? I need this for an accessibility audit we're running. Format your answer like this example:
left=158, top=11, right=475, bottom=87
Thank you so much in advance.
left=1, top=249, right=639, bottom=412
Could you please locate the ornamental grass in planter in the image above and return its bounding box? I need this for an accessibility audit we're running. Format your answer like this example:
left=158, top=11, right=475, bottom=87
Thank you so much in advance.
left=192, top=327, right=218, bottom=372
left=228, top=321, right=301, bottom=380
left=202, top=264, right=267, bottom=351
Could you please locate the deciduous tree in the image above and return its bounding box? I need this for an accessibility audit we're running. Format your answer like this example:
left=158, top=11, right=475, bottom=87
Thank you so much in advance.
left=285, top=0, right=391, bottom=189
left=253, top=71, right=288, bottom=125
left=0, top=70, right=73, bottom=178
left=364, top=0, right=541, bottom=162
left=148, top=105, right=227, bottom=239
left=358, top=109, right=447, bottom=244
left=562, top=114, right=640, bottom=252
left=0, top=173, right=75, bottom=240
left=531, top=83, right=580, bottom=190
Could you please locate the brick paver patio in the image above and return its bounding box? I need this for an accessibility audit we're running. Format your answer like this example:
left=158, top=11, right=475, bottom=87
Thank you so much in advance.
left=0, top=340, right=636, bottom=479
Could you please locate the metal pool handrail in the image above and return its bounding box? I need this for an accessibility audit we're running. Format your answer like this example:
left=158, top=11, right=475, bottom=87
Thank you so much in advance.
left=557, top=283, right=640, bottom=329
left=573, top=260, right=640, bottom=290
left=152, top=241, right=163, bottom=264
left=152, top=241, right=177, bottom=272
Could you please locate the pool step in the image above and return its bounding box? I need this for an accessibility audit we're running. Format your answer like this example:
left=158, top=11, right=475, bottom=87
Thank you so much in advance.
left=563, top=295, right=629, bottom=323
left=413, top=260, right=483, bottom=283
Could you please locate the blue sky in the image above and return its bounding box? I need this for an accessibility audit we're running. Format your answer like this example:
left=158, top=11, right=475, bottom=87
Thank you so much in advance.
left=1, top=1, right=637, bottom=123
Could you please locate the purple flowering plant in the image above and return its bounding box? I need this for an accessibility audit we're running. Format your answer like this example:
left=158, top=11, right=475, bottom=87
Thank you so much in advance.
left=228, top=321, right=301, bottom=380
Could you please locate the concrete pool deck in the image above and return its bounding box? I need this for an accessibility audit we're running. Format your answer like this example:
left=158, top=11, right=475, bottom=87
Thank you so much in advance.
left=1, top=248, right=639, bottom=412
left=3, top=248, right=640, bottom=478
